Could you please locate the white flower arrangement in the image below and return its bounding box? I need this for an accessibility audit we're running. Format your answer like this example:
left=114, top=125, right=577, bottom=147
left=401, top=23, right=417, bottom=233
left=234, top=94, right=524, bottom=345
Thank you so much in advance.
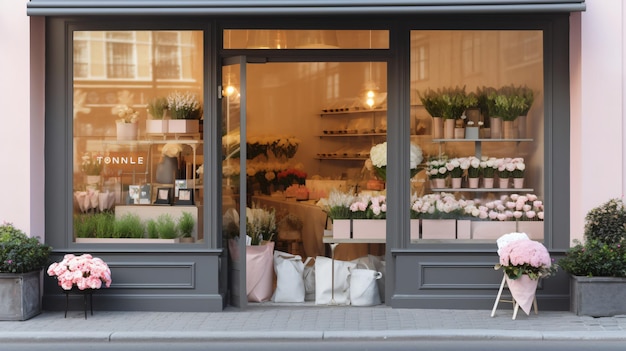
left=410, top=192, right=469, bottom=219
left=270, top=136, right=301, bottom=159
left=427, top=158, right=448, bottom=179
left=476, top=193, right=544, bottom=221
left=467, top=156, right=481, bottom=178
left=480, top=156, right=498, bottom=178
left=316, top=189, right=356, bottom=220
left=246, top=205, right=277, bottom=245
left=510, top=157, right=526, bottom=178
left=167, top=91, right=202, bottom=120
left=161, top=143, right=183, bottom=158
left=113, top=105, right=139, bottom=123
left=368, top=142, right=424, bottom=181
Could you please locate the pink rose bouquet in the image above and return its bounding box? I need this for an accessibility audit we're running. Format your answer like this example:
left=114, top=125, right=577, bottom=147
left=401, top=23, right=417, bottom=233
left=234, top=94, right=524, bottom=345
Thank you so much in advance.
left=495, top=239, right=554, bottom=280
left=47, top=253, right=112, bottom=290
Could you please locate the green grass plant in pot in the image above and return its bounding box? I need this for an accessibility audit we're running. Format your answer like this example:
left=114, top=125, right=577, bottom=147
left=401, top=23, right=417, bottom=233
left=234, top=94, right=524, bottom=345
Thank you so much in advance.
left=0, top=223, right=52, bottom=320
left=156, top=214, right=179, bottom=240
left=178, top=212, right=195, bottom=243
left=113, top=213, right=145, bottom=239
left=146, top=96, right=169, bottom=134
left=558, top=198, right=626, bottom=316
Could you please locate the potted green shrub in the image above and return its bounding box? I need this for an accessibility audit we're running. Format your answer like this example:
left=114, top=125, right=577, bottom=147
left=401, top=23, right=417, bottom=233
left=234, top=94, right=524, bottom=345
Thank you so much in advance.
left=178, top=212, right=195, bottom=243
left=559, top=198, right=626, bottom=317
left=0, top=223, right=52, bottom=320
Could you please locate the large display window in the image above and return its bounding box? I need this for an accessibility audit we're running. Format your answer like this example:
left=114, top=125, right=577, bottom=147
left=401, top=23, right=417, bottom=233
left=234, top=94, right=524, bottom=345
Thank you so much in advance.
left=409, top=30, right=544, bottom=243
left=72, top=30, right=205, bottom=244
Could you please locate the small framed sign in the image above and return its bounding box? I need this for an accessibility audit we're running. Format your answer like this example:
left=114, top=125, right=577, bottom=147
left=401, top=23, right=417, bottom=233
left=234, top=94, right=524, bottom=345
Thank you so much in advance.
left=176, top=188, right=194, bottom=205
left=154, top=188, right=172, bottom=205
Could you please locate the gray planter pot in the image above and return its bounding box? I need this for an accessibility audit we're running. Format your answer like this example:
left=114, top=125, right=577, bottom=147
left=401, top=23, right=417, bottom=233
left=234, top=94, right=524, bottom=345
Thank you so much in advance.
left=570, top=275, right=626, bottom=317
left=0, top=270, right=42, bottom=321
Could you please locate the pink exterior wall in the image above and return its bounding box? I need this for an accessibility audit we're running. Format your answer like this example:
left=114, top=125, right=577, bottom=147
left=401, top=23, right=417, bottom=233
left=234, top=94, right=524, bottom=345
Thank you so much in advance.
left=0, top=0, right=45, bottom=239
left=570, top=0, right=625, bottom=243
left=2, top=0, right=623, bottom=245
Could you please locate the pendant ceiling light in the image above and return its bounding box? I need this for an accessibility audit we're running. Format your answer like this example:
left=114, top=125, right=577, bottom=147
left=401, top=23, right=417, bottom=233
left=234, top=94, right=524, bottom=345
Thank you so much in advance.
left=361, top=31, right=386, bottom=109
left=223, top=33, right=240, bottom=102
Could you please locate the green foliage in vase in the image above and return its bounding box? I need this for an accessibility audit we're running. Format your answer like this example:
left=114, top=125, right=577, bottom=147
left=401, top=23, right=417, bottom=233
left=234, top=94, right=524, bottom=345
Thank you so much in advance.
left=418, top=89, right=445, bottom=118
left=490, top=85, right=534, bottom=121
left=439, top=86, right=477, bottom=120
left=113, top=213, right=145, bottom=239
left=476, top=86, right=497, bottom=119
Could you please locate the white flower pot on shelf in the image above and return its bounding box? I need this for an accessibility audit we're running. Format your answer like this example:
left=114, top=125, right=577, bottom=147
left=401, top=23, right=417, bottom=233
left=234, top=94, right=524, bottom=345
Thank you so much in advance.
left=116, top=121, right=138, bottom=140
left=168, top=120, right=199, bottom=134
left=146, top=120, right=168, bottom=134
left=332, top=219, right=351, bottom=239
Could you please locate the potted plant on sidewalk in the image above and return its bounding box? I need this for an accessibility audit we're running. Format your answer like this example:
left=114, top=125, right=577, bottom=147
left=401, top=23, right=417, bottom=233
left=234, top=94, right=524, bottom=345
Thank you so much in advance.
left=558, top=198, right=626, bottom=317
left=0, top=223, right=52, bottom=320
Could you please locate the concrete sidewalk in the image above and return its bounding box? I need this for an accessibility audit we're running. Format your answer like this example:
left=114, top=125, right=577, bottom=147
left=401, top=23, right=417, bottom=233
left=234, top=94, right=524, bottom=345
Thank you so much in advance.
left=1, top=304, right=626, bottom=342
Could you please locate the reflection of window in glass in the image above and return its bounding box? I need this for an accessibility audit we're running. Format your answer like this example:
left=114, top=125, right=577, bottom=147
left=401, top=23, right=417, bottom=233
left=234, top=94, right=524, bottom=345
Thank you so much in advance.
left=74, top=40, right=89, bottom=78
left=410, top=43, right=429, bottom=82
left=106, top=31, right=136, bottom=78
left=461, top=33, right=481, bottom=77
left=502, top=32, right=542, bottom=68
left=154, top=32, right=182, bottom=79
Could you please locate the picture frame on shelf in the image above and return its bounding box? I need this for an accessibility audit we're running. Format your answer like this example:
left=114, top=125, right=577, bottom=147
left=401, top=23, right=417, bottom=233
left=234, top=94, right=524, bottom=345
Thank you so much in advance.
left=127, top=185, right=140, bottom=204
left=155, top=188, right=172, bottom=205
left=176, top=188, right=194, bottom=206
left=175, top=179, right=187, bottom=197
left=139, top=184, right=151, bottom=204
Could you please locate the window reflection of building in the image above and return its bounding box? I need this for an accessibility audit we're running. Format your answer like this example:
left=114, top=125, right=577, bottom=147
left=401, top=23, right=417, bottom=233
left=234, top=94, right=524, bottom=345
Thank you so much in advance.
left=410, top=42, right=429, bottom=82
left=154, top=31, right=182, bottom=79
left=106, top=31, right=136, bottom=78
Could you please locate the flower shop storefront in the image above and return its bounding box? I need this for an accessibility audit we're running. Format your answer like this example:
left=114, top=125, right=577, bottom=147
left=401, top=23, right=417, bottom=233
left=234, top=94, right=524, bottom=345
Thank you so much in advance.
left=30, top=1, right=581, bottom=312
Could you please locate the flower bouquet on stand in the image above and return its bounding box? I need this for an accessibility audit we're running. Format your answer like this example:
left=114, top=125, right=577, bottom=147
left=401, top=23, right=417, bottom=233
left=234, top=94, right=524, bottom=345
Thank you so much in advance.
left=47, top=254, right=112, bottom=291
left=245, top=205, right=277, bottom=302
left=494, top=237, right=555, bottom=315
